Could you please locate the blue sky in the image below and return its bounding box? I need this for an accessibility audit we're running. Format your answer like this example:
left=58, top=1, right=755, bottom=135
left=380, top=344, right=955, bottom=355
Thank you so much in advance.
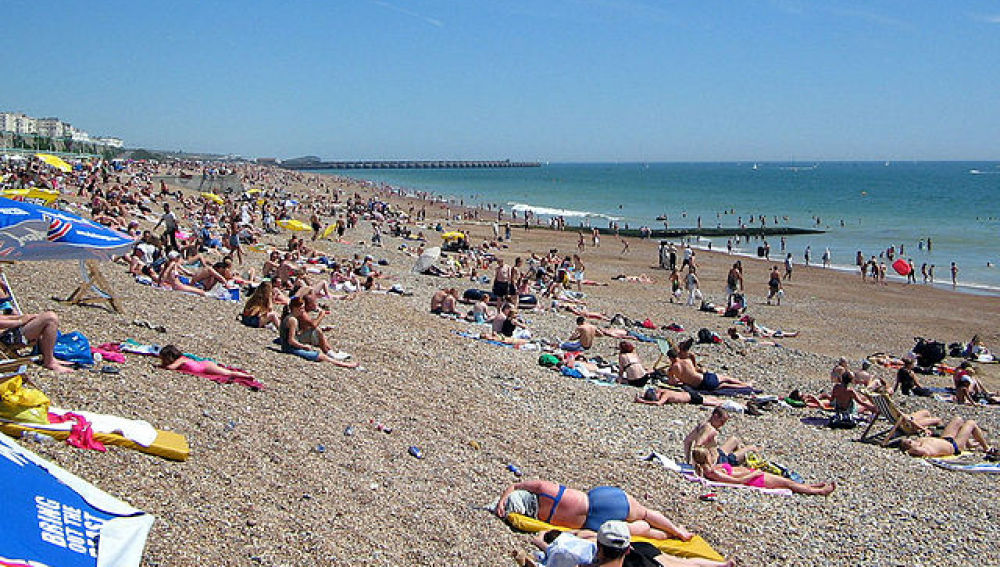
left=1, top=1, right=998, bottom=161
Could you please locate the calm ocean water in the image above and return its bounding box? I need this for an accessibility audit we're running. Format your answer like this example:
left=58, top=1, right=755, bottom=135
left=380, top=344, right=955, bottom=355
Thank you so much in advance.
left=316, top=162, right=1000, bottom=295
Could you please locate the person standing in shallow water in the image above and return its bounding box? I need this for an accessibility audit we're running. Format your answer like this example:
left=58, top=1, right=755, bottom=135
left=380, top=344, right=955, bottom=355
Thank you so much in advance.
left=951, top=262, right=958, bottom=286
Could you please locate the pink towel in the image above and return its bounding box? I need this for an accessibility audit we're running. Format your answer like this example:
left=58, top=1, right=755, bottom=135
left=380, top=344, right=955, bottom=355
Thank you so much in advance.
left=172, top=366, right=264, bottom=391
left=92, top=345, right=126, bottom=363
left=48, top=412, right=107, bottom=452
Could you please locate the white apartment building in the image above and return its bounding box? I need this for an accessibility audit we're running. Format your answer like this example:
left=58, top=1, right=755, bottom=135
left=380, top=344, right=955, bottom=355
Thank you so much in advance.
left=93, top=136, right=123, bottom=148
left=0, top=112, right=38, bottom=135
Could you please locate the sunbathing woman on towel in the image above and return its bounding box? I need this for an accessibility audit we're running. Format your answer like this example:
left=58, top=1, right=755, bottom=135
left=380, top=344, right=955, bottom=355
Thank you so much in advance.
left=159, top=345, right=254, bottom=380
left=899, top=417, right=994, bottom=458
left=494, top=479, right=694, bottom=541
left=691, top=448, right=836, bottom=496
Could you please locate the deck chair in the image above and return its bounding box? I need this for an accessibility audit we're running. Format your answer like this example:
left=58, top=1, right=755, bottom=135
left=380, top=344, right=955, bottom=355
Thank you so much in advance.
left=858, top=393, right=923, bottom=446
left=652, top=337, right=674, bottom=371
left=58, top=260, right=123, bottom=313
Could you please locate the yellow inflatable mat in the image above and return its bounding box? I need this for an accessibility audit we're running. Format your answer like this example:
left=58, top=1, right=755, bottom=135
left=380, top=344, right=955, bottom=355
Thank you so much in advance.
left=0, top=422, right=190, bottom=462
left=505, top=513, right=724, bottom=562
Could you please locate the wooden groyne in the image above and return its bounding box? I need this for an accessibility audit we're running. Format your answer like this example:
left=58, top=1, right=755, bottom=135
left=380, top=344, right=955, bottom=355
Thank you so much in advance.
left=281, top=160, right=541, bottom=170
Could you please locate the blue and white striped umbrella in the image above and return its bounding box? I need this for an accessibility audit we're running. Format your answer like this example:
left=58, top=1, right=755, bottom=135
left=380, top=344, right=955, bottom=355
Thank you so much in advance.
left=0, top=198, right=133, bottom=261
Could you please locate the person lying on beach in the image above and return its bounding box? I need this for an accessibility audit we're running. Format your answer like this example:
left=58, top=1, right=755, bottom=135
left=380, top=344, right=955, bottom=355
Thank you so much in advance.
left=611, top=273, right=656, bottom=283
left=561, top=304, right=611, bottom=321
left=158, top=345, right=254, bottom=380
left=899, top=417, right=993, bottom=458
left=514, top=524, right=732, bottom=567
left=634, top=386, right=724, bottom=407
left=157, top=251, right=207, bottom=296
left=0, top=310, right=74, bottom=373
left=666, top=350, right=752, bottom=391
left=278, top=297, right=358, bottom=367
left=684, top=407, right=757, bottom=466
left=691, top=448, right=836, bottom=496
left=430, top=288, right=460, bottom=315
left=493, top=479, right=693, bottom=541
left=240, top=281, right=281, bottom=329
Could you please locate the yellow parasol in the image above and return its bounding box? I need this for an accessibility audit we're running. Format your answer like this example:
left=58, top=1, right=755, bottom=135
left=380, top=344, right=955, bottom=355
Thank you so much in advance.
left=320, top=224, right=337, bottom=239
left=35, top=153, right=72, bottom=173
left=441, top=231, right=465, bottom=240
left=200, top=192, right=224, bottom=205
left=0, top=187, right=60, bottom=206
left=278, top=219, right=312, bottom=231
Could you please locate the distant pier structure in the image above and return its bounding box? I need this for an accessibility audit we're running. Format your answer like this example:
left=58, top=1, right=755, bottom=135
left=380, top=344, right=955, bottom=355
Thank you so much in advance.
left=280, top=159, right=541, bottom=171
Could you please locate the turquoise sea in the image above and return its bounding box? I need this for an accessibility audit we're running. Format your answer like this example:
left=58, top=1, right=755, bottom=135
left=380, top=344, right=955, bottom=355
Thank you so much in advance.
left=315, top=162, right=1000, bottom=295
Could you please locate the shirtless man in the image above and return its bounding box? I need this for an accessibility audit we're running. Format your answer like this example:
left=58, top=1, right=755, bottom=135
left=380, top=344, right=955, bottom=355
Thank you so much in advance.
left=492, top=258, right=514, bottom=306
left=666, top=350, right=753, bottom=391
left=725, top=262, right=743, bottom=300
left=563, top=316, right=603, bottom=350
left=634, top=387, right=723, bottom=407
left=683, top=407, right=757, bottom=465
left=430, top=288, right=459, bottom=315
left=899, top=417, right=992, bottom=458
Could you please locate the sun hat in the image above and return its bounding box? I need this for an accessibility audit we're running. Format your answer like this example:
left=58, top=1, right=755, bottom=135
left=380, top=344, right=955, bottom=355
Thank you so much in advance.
left=597, top=521, right=631, bottom=549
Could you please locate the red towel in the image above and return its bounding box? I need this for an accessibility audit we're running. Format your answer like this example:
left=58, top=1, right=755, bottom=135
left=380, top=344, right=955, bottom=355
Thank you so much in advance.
left=172, top=366, right=264, bottom=391
left=47, top=412, right=107, bottom=452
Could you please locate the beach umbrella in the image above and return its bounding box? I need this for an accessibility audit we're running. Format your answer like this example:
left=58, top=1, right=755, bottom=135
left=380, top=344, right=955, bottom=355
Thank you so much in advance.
left=892, top=258, right=911, bottom=276
left=441, top=231, right=465, bottom=240
left=0, top=198, right=133, bottom=312
left=0, top=432, right=154, bottom=567
left=412, top=246, right=441, bottom=273
left=35, top=153, right=72, bottom=173
left=0, top=187, right=60, bottom=206
left=200, top=192, right=224, bottom=205
left=320, top=224, right=337, bottom=239
left=0, top=198, right=132, bottom=262
left=277, top=219, right=311, bottom=232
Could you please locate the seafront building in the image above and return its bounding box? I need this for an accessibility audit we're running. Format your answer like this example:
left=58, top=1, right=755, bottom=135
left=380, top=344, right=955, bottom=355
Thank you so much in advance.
left=0, top=111, right=123, bottom=148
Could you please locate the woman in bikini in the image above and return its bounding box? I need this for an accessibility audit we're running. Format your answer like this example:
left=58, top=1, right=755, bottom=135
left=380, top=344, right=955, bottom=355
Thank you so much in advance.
left=158, top=345, right=254, bottom=380
left=691, top=448, right=835, bottom=496
left=157, top=252, right=207, bottom=296
left=899, top=417, right=993, bottom=458
left=494, top=479, right=693, bottom=541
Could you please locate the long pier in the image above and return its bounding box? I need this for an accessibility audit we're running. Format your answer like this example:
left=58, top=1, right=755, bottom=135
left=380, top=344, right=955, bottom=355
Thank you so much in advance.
left=281, top=159, right=541, bottom=170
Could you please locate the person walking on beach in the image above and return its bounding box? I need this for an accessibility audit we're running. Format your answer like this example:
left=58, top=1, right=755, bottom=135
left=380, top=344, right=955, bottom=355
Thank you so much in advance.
left=767, top=265, right=783, bottom=305
left=804, top=246, right=811, bottom=267
left=154, top=203, right=179, bottom=252
left=822, top=247, right=831, bottom=268
left=929, top=264, right=936, bottom=283
left=572, top=254, right=585, bottom=292
left=784, top=253, right=793, bottom=280
left=951, top=262, right=958, bottom=285
left=592, top=228, right=600, bottom=248
left=725, top=262, right=743, bottom=304
left=685, top=271, right=701, bottom=306
left=906, top=259, right=916, bottom=284
left=856, top=251, right=865, bottom=277
left=577, top=231, right=586, bottom=252
left=620, top=238, right=630, bottom=256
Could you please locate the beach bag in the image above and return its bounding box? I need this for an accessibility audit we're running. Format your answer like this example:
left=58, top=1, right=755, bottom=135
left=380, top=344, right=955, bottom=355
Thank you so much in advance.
left=912, top=337, right=946, bottom=367
left=828, top=412, right=857, bottom=429
left=697, top=328, right=713, bottom=344
left=52, top=331, right=94, bottom=366
left=0, top=375, right=50, bottom=424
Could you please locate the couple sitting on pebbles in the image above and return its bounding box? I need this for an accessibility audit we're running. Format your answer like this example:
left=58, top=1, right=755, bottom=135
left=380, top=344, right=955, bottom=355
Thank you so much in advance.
left=685, top=407, right=837, bottom=496
left=618, top=338, right=752, bottom=393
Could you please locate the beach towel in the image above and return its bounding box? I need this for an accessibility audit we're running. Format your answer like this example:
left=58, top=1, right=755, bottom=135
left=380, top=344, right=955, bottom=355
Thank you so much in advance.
left=119, top=339, right=161, bottom=356
left=47, top=412, right=106, bottom=452
left=928, top=457, right=1000, bottom=474
left=638, top=452, right=794, bottom=496
left=92, top=344, right=127, bottom=363
left=503, top=513, right=725, bottom=562
left=706, top=386, right=761, bottom=396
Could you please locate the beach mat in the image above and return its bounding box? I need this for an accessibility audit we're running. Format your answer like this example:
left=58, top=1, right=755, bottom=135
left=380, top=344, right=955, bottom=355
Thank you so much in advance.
left=0, top=422, right=190, bottom=461
left=504, top=513, right=725, bottom=562
left=928, top=456, right=1000, bottom=474
left=706, top=386, right=760, bottom=396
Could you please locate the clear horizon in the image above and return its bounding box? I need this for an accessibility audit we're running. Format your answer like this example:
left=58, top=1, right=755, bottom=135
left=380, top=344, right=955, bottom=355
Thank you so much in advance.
left=2, top=1, right=998, bottom=162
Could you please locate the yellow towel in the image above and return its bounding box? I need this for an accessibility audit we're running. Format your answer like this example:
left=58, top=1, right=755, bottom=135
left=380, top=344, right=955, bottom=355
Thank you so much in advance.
left=505, top=513, right=725, bottom=561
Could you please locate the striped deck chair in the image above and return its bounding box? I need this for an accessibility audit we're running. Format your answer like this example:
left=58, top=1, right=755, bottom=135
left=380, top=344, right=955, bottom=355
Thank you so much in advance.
left=858, top=393, right=922, bottom=446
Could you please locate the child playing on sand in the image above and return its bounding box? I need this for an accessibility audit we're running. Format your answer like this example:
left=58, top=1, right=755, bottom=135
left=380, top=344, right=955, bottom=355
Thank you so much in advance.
left=159, top=345, right=254, bottom=379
